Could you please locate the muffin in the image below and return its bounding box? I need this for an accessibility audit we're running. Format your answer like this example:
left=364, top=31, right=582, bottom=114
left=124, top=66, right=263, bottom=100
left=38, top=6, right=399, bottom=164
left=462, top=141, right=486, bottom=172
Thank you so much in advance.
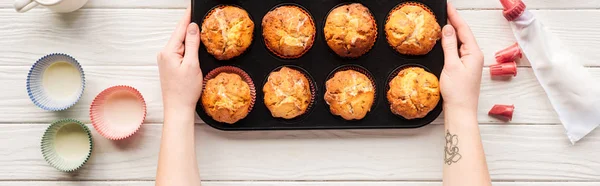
left=324, top=69, right=375, bottom=120
left=387, top=67, right=440, bottom=119
left=385, top=3, right=441, bottom=55
left=201, top=6, right=254, bottom=60
left=201, top=72, right=253, bottom=124
left=262, top=5, right=316, bottom=59
left=263, top=67, right=312, bottom=119
left=324, top=3, right=377, bottom=58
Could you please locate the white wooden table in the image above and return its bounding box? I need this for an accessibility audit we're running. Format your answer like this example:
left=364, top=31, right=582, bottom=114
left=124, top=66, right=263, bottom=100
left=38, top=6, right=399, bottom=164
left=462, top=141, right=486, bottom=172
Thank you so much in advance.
left=1, top=0, right=600, bottom=185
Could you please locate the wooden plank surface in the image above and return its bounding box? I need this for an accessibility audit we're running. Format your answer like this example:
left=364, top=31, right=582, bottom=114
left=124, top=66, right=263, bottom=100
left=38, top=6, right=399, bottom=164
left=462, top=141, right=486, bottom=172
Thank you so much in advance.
left=1, top=0, right=600, bottom=9
left=1, top=9, right=600, bottom=67
left=0, top=181, right=599, bottom=186
left=1, top=124, right=598, bottom=181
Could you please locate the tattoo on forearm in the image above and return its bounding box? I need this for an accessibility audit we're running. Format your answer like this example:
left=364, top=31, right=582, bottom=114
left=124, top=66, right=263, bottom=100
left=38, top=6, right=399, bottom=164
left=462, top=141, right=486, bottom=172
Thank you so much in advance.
left=444, top=130, right=462, bottom=165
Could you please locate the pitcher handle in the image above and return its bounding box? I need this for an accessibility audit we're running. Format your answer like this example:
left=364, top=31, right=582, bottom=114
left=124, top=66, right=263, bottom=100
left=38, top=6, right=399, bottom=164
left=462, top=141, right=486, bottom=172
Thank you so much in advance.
left=14, top=0, right=39, bottom=13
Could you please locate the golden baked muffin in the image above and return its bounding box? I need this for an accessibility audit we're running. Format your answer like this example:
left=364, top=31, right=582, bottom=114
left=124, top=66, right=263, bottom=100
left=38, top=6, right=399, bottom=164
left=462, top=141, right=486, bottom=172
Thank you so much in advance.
left=324, top=3, right=377, bottom=58
left=387, top=67, right=440, bottom=119
left=201, top=6, right=254, bottom=60
left=324, top=70, right=375, bottom=120
left=385, top=3, right=441, bottom=55
left=201, top=72, right=252, bottom=124
left=262, top=5, right=316, bottom=59
left=263, top=67, right=312, bottom=119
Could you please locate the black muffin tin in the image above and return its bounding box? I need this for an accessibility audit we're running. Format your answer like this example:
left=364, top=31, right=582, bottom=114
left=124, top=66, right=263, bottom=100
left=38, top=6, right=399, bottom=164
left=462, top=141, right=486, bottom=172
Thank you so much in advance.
left=193, top=0, right=446, bottom=130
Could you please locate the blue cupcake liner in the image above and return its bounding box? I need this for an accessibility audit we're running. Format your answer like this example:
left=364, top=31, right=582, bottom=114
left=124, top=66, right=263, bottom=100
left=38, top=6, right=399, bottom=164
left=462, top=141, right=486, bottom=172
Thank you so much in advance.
left=41, top=118, right=93, bottom=172
left=26, top=53, right=86, bottom=111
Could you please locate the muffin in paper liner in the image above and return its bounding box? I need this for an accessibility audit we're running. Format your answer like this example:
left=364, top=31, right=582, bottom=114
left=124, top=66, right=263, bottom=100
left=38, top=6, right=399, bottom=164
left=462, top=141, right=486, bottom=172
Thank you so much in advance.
left=201, top=5, right=255, bottom=60
left=263, top=65, right=316, bottom=120
left=201, top=66, right=256, bottom=124
left=26, top=53, right=85, bottom=111
left=385, top=2, right=441, bottom=56
left=90, top=85, right=146, bottom=140
left=324, top=65, right=377, bottom=120
left=41, top=119, right=93, bottom=172
left=386, top=65, right=440, bottom=119
left=324, top=3, right=378, bottom=58
left=262, top=4, right=316, bottom=59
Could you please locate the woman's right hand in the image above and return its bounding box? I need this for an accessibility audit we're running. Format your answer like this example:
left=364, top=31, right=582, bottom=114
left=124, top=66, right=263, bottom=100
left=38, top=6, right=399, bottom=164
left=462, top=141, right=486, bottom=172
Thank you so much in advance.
left=440, top=3, right=484, bottom=113
left=157, top=7, right=203, bottom=111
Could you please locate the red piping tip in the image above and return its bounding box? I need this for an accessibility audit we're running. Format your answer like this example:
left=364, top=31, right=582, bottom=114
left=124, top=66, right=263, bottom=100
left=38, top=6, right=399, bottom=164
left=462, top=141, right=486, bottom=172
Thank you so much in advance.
left=490, top=61, right=517, bottom=77
left=500, top=0, right=518, bottom=8
left=500, top=0, right=526, bottom=21
left=489, top=104, right=515, bottom=121
left=495, top=42, right=522, bottom=63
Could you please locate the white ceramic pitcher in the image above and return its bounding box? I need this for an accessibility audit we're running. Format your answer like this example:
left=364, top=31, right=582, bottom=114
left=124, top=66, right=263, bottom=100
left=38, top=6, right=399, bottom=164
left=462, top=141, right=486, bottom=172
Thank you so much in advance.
left=14, top=0, right=88, bottom=13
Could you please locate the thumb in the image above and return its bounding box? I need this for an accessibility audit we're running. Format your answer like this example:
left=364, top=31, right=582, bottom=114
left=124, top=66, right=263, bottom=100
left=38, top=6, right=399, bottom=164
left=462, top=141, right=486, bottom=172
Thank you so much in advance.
left=441, top=25, right=461, bottom=67
left=183, top=22, right=201, bottom=66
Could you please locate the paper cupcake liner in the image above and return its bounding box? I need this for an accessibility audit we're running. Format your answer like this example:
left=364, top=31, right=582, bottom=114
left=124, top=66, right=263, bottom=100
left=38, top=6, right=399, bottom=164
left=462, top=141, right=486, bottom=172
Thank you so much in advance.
left=263, top=4, right=316, bottom=59
left=385, top=2, right=438, bottom=56
left=41, top=119, right=93, bottom=172
left=264, top=65, right=317, bottom=120
left=325, top=3, right=378, bottom=58
left=203, top=66, right=257, bottom=116
left=26, top=53, right=85, bottom=111
left=202, top=5, right=254, bottom=61
left=326, top=64, right=378, bottom=109
left=90, top=85, right=146, bottom=140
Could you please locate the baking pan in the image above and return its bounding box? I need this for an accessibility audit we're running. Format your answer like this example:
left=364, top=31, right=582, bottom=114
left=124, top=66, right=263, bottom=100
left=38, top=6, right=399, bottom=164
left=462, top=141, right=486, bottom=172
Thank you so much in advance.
left=193, top=0, right=446, bottom=130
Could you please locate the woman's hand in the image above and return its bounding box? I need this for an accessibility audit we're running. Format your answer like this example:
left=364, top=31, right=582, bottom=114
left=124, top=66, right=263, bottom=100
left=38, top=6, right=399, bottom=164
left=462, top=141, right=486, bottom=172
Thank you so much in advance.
left=440, top=3, right=484, bottom=113
left=157, top=8, right=203, bottom=110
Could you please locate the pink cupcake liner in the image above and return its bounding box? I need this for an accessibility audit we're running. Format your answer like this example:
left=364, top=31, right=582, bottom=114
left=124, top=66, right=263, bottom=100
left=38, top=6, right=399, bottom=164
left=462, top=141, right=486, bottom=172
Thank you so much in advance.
left=90, top=85, right=146, bottom=140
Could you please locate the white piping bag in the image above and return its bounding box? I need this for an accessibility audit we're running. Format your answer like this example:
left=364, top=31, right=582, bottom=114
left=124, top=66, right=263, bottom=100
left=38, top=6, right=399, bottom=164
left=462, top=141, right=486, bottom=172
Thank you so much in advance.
left=500, top=0, right=600, bottom=144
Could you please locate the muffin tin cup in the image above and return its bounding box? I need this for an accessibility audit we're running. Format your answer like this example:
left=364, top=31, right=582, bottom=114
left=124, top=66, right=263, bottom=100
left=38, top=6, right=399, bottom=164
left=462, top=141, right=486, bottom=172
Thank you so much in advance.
left=323, top=2, right=378, bottom=59
left=41, top=119, right=93, bottom=172
left=262, top=3, right=316, bottom=60
left=325, top=64, right=378, bottom=120
left=263, top=65, right=317, bottom=123
left=203, top=66, right=257, bottom=117
left=385, top=1, right=439, bottom=57
left=26, top=53, right=85, bottom=111
left=90, top=85, right=147, bottom=140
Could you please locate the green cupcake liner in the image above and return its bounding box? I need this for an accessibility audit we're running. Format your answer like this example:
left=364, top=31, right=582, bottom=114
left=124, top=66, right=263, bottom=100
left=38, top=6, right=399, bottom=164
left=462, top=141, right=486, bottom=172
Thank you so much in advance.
left=41, top=119, right=93, bottom=172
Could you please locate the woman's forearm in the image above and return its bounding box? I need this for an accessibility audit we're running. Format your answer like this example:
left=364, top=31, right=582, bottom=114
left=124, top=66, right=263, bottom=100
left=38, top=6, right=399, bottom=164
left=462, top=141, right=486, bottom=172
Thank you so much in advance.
left=156, top=105, right=201, bottom=186
left=443, top=107, right=492, bottom=186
